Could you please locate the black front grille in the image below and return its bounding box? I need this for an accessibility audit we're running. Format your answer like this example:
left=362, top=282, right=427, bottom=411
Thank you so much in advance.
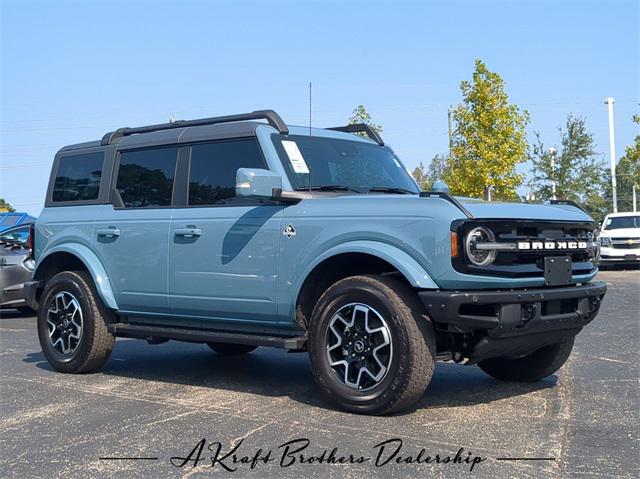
left=452, top=219, right=598, bottom=278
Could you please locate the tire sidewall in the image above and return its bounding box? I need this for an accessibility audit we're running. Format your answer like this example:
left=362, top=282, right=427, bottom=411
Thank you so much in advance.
left=37, top=272, right=98, bottom=371
left=308, top=278, right=416, bottom=411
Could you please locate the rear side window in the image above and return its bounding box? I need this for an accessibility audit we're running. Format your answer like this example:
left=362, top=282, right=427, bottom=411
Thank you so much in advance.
left=116, top=147, right=179, bottom=208
left=188, top=139, right=265, bottom=205
left=52, top=152, right=104, bottom=202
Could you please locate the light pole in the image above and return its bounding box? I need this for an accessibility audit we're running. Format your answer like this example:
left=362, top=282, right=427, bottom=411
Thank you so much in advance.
left=447, top=106, right=453, bottom=157
left=605, top=97, right=618, bottom=213
left=548, top=147, right=557, bottom=200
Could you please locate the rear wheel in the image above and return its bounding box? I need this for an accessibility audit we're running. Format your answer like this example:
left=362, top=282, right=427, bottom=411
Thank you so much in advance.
left=478, top=337, right=575, bottom=382
left=37, top=271, right=115, bottom=373
left=308, top=275, right=435, bottom=415
left=207, top=342, right=257, bottom=355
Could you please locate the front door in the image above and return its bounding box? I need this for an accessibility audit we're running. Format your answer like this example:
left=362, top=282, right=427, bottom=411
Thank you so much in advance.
left=168, top=139, right=282, bottom=325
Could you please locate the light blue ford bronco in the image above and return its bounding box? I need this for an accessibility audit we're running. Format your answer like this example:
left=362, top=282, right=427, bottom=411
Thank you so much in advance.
left=26, top=110, right=606, bottom=414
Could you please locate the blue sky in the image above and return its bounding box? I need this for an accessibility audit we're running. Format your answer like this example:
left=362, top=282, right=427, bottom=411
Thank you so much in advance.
left=1, top=0, right=638, bottom=216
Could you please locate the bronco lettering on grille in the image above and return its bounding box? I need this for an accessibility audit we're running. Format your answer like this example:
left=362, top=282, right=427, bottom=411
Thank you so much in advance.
left=517, top=240, right=588, bottom=251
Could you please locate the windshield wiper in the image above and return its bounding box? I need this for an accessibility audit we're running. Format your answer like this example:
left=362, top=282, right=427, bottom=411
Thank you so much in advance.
left=295, top=185, right=363, bottom=193
left=367, top=187, right=417, bottom=195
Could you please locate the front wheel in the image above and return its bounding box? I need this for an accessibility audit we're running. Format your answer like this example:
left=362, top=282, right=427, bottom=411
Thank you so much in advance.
left=308, top=275, right=436, bottom=415
left=37, top=271, right=115, bottom=373
left=478, top=337, right=575, bottom=382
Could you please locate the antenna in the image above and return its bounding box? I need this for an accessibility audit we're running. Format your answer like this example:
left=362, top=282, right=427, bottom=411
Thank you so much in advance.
left=309, top=82, right=312, bottom=136
left=308, top=81, right=312, bottom=192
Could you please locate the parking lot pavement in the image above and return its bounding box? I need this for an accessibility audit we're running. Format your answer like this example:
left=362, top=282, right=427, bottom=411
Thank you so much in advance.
left=1, top=270, right=638, bottom=479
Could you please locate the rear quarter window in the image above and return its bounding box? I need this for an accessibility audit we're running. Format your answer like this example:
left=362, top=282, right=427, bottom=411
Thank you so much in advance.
left=52, top=152, right=104, bottom=202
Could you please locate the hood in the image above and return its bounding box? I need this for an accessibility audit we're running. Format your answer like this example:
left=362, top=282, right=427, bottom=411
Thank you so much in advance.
left=459, top=199, right=594, bottom=222
left=600, top=227, right=640, bottom=238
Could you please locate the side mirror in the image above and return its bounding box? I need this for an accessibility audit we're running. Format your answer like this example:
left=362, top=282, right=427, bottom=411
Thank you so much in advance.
left=236, top=168, right=283, bottom=199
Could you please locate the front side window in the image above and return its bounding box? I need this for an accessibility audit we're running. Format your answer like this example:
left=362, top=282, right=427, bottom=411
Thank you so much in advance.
left=272, top=135, right=419, bottom=193
left=116, top=147, right=178, bottom=208
left=188, top=139, right=265, bottom=205
left=52, top=152, right=104, bottom=202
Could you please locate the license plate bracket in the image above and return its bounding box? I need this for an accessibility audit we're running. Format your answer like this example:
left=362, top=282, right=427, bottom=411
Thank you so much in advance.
left=544, top=256, right=572, bottom=286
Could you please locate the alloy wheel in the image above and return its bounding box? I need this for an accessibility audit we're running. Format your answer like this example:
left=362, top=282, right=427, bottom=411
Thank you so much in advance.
left=46, top=291, right=83, bottom=356
left=326, top=303, right=393, bottom=391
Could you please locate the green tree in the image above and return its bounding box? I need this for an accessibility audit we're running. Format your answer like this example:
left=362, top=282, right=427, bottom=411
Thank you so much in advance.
left=445, top=59, right=529, bottom=200
left=412, top=154, right=450, bottom=190
left=0, top=198, right=15, bottom=212
left=611, top=113, right=640, bottom=212
left=530, top=115, right=608, bottom=220
left=412, top=162, right=429, bottom=190
left=349, top=105, right=383, bottom=133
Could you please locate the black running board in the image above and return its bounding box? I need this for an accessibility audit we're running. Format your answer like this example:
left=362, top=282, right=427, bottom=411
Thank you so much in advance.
left=108, top=323, right=307, bottom=350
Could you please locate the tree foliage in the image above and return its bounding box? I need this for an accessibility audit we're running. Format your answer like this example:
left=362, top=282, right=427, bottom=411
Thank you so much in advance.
left=530, top=115, right=608, bottom=220
left=444, top=59, right=529, bottom=200
left=412, top=154, right=450, bottom=190
left=349, top=105, right=383, bottom=133
left=0, top=198, right=15, bottom=212
left=612, top=113, right=640, bottom=212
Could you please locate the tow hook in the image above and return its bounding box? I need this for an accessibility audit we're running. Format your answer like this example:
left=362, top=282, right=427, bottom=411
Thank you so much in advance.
left=517, top=303, right=536, bottom=328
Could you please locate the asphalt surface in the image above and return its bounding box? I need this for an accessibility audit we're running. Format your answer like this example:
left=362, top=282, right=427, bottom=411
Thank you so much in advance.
left=1, top=270, right=638, bottom=479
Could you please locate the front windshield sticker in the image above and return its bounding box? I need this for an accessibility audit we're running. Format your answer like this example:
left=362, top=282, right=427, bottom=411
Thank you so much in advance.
left=282, top=140, right=310, bottom=174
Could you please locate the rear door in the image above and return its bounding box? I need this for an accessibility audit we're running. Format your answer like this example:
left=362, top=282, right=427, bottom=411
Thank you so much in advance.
left=93, top=146, right=179, bottom=314
left=169, top=138, right=283, bottom=325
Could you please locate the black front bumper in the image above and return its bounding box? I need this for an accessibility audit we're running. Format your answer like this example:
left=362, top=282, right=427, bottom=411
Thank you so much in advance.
left=419, top=282, right=607, bottom=361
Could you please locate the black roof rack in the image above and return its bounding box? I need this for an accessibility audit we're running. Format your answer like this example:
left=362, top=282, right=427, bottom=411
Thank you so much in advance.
left=327, top=124, right=384, bottom=145
left=101, top=109, right=288, bottom=146
left=419, top=191, right=474, bottom=219
left=549, top=199, right=588, bottom=214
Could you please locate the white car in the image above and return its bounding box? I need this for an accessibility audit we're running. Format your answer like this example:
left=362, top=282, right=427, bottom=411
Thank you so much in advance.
left=599, top=212, right=640, bottom=265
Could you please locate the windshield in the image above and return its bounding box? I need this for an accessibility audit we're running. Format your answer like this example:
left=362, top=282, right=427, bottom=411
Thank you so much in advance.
left=272, top=135, right=420, bottom=193
left=0, top=226, right=29, bottom=244
left=603, top=215, right=640, bottom=230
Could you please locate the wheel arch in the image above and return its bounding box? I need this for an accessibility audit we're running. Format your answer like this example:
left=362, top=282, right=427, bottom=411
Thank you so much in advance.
left=34, top=243, right=118, bottom=310
left=293, top=241, right=438, bottom=329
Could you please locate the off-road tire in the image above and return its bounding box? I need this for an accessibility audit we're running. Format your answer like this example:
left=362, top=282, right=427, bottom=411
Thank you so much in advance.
left=37, top=271, right=115, bottom=373
left=478, top=337, right=575, bottom=382
left=207, top=343, right=258, bottom=355
left=308, top=275, right=436, bottom=415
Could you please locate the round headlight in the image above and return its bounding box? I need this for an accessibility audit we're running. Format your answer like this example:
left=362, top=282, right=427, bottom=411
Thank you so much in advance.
left=465, top=226, right=497, bottom=266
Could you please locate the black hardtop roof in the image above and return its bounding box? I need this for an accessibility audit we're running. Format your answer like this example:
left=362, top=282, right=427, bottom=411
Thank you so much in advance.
left=58, top=109, right=384, bottom=153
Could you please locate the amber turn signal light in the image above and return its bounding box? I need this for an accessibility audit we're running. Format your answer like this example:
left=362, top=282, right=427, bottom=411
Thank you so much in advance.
left=450, top=231, right=459, bottom=258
